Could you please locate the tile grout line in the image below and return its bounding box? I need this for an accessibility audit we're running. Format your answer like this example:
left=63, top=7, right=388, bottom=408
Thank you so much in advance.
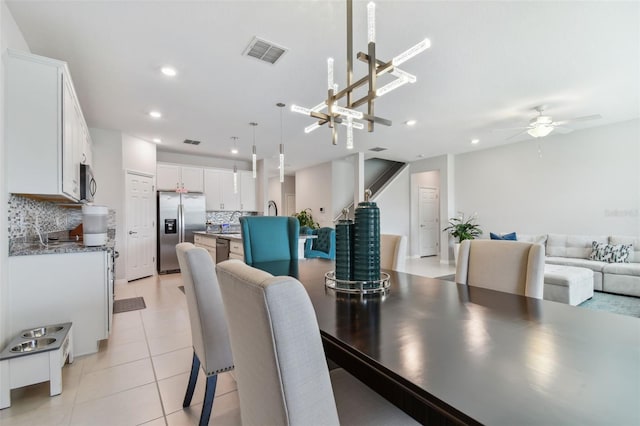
left=138, top=276, right=171, bottom=426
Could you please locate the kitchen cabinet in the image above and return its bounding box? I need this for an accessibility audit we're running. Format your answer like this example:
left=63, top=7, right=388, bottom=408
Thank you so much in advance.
left=194, top=233, right=217, bottom=262
left=6, top=49, right=91, bottom=202
left=229, top=239, right=244, bottom=261
left=240, top=171, right=257, bottom=211
left=8, top=250, right=113, bottom=357
left=204, top=169, right=240, bottom=211
left=157, top=164, right=204, bottom=192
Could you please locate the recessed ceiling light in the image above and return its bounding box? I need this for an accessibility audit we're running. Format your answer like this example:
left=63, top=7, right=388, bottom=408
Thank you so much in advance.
left=417, top=154, right=425, bottom=158
left=231, top=148, right=239, bottom=154
left=161, top=66, right=177, bottom=77
left=149, top=111, right=162, bottom=119
left=405, top=120, right=417, bottom=126
left=152, top=138, right=161, bottom=144
left=471, top=139, right=479, bottom=144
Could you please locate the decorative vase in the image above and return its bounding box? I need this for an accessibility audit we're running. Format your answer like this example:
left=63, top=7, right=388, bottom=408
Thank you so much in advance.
left=454, top=242, right=461, bottom=265
left=335, top=209, right=354, bottom=281
left=353, top=191, right=380, bottom=284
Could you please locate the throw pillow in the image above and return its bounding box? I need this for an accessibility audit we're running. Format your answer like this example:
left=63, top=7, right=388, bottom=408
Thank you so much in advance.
left=589, top=241, right=633, bottom=263
left=490, top=232, right=517, bottom=241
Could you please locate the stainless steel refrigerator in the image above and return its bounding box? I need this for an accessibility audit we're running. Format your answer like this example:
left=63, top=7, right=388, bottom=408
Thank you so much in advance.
left=157, top=191, right=206, bottom=273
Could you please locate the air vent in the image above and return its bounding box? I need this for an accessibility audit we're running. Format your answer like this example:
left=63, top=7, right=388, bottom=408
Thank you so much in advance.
left=369, top=147, right=387, bottom=152
left=183, top=139, right=201, bottom=145
left=243, top=36, right=288, bottom=65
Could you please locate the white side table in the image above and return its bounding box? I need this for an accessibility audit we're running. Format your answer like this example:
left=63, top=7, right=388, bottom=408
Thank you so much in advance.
left=0, top=322, right=73, bottom=409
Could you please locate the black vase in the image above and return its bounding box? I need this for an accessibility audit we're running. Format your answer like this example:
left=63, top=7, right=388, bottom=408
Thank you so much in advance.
left=335, top=219, right=354, bottom=281
left=353, top=201, right=380, bottom=284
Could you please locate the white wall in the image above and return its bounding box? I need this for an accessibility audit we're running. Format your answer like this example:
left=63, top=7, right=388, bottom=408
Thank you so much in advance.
left=123, top=134, right=156, bottom=176
left=332, top=158, right=355, bottom=218
left=295, top=162, right=333, bottom=228
left=268, top=177, right=282, bottom=216
left=90, top=128, right=126, bottom=279
left=410, top=154, right=455, bottom=261
left=375, top=166, right=411, bottom=240
left=455, top=119, right=640, bottom=236
left=1, top=0, right=30, bottom=348
left=157, top=151, right=250, bottom=170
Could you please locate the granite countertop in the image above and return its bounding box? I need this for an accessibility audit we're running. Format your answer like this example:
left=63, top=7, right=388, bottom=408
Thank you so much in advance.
left=9, top=239, right=115, bottom=257
left=194, top=231, right=243, bottom=241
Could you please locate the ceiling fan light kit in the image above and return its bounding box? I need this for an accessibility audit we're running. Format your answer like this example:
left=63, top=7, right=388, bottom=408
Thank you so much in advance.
left=291, top=0, right=430, bottom=147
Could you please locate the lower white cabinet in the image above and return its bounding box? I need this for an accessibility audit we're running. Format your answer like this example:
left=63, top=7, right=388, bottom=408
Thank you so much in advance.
left=194, top=234, right=217, bottom=263
left=8, top=251, right=112, bottom=356
left=229, top=240, right=244, bottom=261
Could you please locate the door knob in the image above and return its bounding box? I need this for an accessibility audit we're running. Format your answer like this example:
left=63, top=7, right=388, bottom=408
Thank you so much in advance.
left=129, top=231, right=137, bottom=235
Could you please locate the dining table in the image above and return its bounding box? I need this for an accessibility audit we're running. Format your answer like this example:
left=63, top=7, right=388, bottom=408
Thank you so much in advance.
left=251, top=258, right=640, bottom=425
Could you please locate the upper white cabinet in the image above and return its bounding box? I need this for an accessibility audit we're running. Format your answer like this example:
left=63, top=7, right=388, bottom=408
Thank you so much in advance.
left=156, top=163, right=204, bottom=192
left=6, top=50, right=91, bottom=201
left=204, top=169, right=239, bottom=211
left=240, top=171, right=257, bottom=211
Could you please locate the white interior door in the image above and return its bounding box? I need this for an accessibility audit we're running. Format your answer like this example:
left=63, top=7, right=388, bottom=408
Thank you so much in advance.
left=419, top=187, right=439, bottom=257
left=126, top=172, right=155, bottom=281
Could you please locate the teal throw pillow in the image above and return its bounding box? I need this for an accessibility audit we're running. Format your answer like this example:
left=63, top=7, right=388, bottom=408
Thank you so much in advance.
left=490, top=232, right=517, bottom=241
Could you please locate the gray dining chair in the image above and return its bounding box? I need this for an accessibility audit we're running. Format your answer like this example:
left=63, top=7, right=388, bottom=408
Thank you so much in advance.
left=175, top=243, right=234, bottom=426
left=380, top=234, right=408, bottom=271
left=455, top=239, right=545, bottom=299
left=216, top=259, right=419, bottom=426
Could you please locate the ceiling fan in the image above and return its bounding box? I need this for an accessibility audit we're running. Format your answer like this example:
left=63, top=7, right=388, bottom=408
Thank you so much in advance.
left=499, top=106, right=602, bottom=139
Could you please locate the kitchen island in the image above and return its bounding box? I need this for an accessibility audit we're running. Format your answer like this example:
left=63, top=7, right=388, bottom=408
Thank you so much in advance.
left=194, top=231, right=315, bottom=261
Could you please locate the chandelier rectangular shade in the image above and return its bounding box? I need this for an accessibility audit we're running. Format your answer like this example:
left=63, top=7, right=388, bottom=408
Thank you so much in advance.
left=293, top=0, right=430, bottom=147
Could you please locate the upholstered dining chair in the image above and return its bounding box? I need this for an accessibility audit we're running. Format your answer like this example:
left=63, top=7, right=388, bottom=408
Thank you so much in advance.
left=380, top=234, right=408, bottom=271
left=239, top=216, right=299, bottom=265
left=304, top=227, right=336, bottom=260
left=455, top=239, right=545, bottom=299
left=175, top=243, right=234, bottom=426
left=216, top=259, right=419, bottom=426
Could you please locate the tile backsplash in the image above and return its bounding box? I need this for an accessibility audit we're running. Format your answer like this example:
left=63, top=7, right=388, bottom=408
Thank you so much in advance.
left=206, top=210, right=257, bottom=225
left=8, top=194, right=116, bottom=241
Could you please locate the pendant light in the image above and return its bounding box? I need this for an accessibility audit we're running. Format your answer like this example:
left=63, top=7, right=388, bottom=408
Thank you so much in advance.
left=250, top=122, right=258, bottom=178
left=231, top=136, right=239, bottom=194
left=277, top=103, right=285, bottom=183
left=233, top=165, right=238, bottom=194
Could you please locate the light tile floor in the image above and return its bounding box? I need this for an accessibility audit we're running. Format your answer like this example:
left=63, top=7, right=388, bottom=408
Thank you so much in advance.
left=0, top=256, right=453, bottom=426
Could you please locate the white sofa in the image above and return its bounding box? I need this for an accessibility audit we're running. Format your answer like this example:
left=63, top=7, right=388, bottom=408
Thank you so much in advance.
left=518, top=234, right=640, bottom=297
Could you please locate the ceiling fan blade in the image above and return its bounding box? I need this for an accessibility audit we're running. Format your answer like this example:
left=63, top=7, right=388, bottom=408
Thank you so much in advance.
left=492, top=126, right=530, bottom=132
left=553, top=126, right=573, bottom=134
left=505, top=130, right=527, bottom=140
left=555, top=114, right=602, bottom=125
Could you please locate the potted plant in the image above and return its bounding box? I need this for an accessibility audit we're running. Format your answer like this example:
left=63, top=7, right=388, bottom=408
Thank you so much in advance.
left=443, top=213, right=483, bottom=264
left=293, top=208, right=319, bottom=230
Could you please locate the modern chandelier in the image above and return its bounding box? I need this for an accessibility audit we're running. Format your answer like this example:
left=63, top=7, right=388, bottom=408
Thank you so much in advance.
left=291, top=0, right=430, bottom=147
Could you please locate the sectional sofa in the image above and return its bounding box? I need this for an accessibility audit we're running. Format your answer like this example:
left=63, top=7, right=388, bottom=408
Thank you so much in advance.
left=516, top=234, right=640, bottom=297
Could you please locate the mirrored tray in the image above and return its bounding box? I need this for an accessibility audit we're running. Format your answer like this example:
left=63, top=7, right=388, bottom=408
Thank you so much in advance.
left=324, top=271, right=390, bottom=294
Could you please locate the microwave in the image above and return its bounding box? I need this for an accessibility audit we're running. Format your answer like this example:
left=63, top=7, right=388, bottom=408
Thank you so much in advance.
left=80, top=164, right=97, bottom=202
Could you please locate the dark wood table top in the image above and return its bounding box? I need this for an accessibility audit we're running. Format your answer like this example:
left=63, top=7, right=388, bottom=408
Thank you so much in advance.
left=252, top=259, right=640, bottom=425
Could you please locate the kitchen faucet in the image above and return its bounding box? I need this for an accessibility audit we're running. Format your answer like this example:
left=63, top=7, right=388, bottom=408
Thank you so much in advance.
left=229, top=211, right=243, bottom=224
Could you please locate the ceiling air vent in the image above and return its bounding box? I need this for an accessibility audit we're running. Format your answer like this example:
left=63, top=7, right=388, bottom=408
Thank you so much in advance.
left=183, top=139, right=201, bottom=145
left=243, top=36, right=288, bottom=65
left=369, top=147, right=387, bottom=152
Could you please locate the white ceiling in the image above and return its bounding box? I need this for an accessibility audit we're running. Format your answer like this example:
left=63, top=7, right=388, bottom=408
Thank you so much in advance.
left=7, top=1, right=640, bottom=175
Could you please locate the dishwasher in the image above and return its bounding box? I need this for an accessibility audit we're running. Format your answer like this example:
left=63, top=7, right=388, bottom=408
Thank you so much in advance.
left=216, top=238, right=230, bottom=263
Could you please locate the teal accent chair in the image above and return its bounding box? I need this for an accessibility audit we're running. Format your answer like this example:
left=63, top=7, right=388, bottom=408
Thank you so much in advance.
left=240, top=216, right=299, bottom=265
left=305, top=227, right=336, bottom=260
